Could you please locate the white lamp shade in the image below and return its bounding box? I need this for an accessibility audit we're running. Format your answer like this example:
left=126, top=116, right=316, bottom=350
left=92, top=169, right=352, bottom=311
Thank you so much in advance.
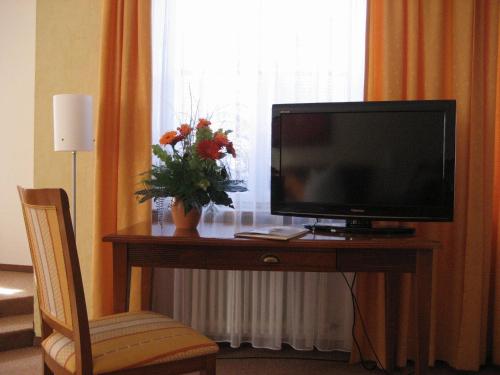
left=53, top=94, right=93, bottom=151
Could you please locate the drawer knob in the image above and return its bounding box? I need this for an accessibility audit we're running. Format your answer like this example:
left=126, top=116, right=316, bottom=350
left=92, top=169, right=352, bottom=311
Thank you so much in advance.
left=261, top=255, right=280, bottom=264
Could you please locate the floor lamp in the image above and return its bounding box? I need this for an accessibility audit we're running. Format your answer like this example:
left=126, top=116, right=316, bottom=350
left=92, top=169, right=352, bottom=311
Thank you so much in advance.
left=53, top=94, right=93, bottom=235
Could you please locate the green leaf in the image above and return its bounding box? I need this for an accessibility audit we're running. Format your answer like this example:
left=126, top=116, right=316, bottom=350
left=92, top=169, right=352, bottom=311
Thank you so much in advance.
left=152, top=145, right=170, bottom=163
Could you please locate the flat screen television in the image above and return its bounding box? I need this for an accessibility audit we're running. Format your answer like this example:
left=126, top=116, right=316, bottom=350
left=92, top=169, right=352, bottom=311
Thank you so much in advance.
left=271, top=100, right=456, bottom=234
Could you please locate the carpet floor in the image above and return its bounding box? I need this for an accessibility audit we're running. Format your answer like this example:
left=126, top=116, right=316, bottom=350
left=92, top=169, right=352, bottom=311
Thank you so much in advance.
left=0, top=345, right=498, bottom=375
left=0, top=271, right=33, bottom=302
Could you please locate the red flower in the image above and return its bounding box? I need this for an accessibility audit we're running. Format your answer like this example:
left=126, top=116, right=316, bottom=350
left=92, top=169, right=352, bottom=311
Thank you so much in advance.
left=196, top=118, right=211, bottom=129
left=226, top=142, right=236, bottom=157
left=197, top=140, right=223, bottom=160
left=178, top=123, right=192, bottom=136
left=171, top=134, right=185, bottom=145
left=214, top=131, right=230, bottom=146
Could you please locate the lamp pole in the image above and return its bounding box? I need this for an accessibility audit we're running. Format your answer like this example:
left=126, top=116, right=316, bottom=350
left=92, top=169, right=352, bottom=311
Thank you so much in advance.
left=72, top=150, right=77, bottom=232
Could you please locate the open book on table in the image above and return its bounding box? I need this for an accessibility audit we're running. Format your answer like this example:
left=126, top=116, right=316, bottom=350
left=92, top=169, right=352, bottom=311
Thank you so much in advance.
left=234, top=226, right=309, bottom=241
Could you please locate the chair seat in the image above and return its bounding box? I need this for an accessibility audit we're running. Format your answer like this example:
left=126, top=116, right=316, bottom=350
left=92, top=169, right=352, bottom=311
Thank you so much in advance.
left=42, top=311, right=219, bottom=374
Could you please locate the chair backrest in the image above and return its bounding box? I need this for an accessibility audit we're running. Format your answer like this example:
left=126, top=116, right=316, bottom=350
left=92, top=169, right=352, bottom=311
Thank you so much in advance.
left=18, top=187, right=92, bottom=373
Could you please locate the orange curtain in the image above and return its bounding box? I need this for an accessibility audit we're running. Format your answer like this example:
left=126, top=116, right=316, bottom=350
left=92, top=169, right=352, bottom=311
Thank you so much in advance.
left=357, top=0, right=500, bottom=370
left=92, top=0, right=152, bottom=317
left=492, top=8, right=500, bottom=365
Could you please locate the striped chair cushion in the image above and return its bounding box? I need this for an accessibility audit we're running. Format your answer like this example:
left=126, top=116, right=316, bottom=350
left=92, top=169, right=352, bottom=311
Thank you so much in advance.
left=42, top=311, right=218, bottom=374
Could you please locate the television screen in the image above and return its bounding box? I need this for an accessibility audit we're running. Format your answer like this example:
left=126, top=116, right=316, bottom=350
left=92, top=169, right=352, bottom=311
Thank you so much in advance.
left=271, top=100, right=456, bottom=224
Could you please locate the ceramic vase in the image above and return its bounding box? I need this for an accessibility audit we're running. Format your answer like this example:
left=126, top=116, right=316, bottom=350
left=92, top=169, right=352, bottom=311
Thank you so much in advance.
left=171, top=199, right=201, bottom=229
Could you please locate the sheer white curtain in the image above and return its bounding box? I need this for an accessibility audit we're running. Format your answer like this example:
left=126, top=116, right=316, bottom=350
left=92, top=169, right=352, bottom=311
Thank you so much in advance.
left=151, top=0, right=366, bottom=351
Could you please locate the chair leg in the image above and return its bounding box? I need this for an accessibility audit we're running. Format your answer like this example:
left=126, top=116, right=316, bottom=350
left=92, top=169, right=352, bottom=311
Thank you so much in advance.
left=202, top=355, right=216, bottom=375
left=44, top=363, right=54, bottom=375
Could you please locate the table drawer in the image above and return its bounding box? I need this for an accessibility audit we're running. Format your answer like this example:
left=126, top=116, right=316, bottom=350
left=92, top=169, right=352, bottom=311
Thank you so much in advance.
left=206, top=249, right=337, bottom=272
left=336, top=248, right=416, bottom=272
left=128, top=246, right=202, bottom=268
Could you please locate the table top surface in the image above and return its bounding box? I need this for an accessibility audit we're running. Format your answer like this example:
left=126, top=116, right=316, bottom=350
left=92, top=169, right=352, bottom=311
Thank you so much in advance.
left=103, top=221, right=439, bottom=250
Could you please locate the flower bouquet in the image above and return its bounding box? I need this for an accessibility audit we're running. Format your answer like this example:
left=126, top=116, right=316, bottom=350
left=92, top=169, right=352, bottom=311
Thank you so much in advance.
left=135, top=118, right=247, bottom=226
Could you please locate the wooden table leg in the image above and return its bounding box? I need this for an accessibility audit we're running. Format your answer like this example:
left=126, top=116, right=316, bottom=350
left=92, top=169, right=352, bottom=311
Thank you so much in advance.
left=112, top=243, right=128, bottom=313
left=414, top=251, right=433, bottom=375
left=140, top=267, right=153, bottom=311
left=385, top=272, right=398, bottom=373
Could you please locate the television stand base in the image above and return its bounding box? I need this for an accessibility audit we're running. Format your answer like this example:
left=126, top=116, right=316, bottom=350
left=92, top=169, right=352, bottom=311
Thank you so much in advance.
left=304, top=219, right=416, bottom=236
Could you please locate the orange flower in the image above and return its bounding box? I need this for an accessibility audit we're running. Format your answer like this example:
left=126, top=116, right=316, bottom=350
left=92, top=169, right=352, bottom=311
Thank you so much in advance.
left=196, top=118, right=211, bottom=129
left=171, top=134, right=185, bottom=145
left=178, top=124, right=192, bottom=136
left=214, top=131, right=230, bottom=146
left=159, top=131, right=178, bottom=145
left=197, top=140, right=223, bottom=160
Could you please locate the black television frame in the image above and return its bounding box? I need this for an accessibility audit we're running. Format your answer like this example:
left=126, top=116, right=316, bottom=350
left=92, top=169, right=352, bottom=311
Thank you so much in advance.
left=271, top=100, right=456, bottom=230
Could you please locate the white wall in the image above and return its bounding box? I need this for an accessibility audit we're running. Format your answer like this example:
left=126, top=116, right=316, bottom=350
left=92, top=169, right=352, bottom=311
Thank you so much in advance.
left=0, top=0, right=36, bottom=265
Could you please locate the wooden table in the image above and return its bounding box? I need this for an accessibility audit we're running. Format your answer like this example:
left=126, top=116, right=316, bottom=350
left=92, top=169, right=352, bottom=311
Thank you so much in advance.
left=103, top=221, right=438, bottom=375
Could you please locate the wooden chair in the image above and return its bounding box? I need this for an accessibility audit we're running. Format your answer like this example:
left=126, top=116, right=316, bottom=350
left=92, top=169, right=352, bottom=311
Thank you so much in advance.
left=18, top=187, right=218, bottom=375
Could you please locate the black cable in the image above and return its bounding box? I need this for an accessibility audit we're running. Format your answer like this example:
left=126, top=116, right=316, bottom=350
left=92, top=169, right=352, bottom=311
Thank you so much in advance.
left=311, top=218, right=319, bottom=235
left=341, top=272, right=392, bottom=375
left=342, top=273, right=377, bottom=371
left=350, top=283, right=391, bottom=375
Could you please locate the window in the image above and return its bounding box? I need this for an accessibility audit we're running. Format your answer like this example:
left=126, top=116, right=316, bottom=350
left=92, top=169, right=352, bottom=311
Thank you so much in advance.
left=152, top=0, right=367, bottom=351
left=153, top=0, right=366, bottom=214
